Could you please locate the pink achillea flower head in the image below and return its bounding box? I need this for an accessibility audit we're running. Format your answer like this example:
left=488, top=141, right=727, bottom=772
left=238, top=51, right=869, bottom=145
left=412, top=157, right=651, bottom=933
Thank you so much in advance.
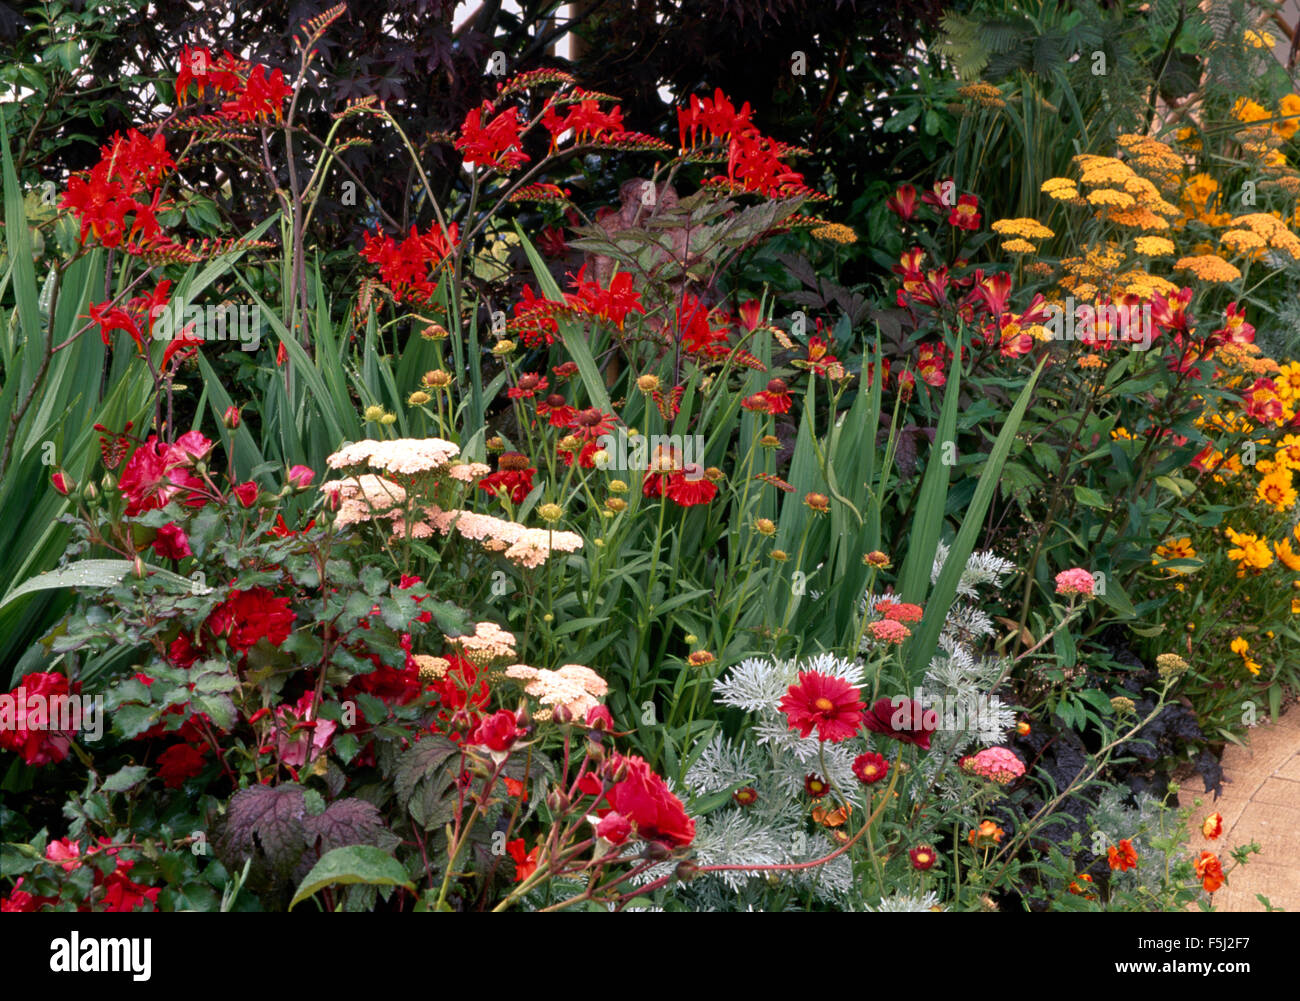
left=959, top=746, right=1026, bottom=784
left=876, top=600, right=924, bottom=623
left=867, top=618, right=912, bottom=644
left=1054, top=567, right=1095, bottom=597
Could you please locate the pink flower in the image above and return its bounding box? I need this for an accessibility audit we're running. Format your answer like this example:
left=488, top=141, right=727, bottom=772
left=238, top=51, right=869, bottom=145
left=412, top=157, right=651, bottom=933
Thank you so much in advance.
left=586, top=704, right=614, bottom=731
left=778, top=671, right=865, bottom=742
left=1054, top=568, right=1095, bottom=597
left=867, top=619, right=912, bottom=644
left=118, top=433, right=213, bottom=515
left=273, top=692, right=337, bottom=768
left=287, top=464, right=314, bottom=489
left=152, top=522, right=192, bottom=559
left=959, top=746, right=1025, bottom=785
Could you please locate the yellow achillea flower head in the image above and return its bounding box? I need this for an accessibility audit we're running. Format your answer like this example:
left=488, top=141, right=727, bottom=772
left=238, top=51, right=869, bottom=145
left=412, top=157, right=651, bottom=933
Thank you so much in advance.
left=1174, top=255, right=1242, bottom=282
left=1133, top=236, right=1175, bottom=256
left=956, top=81, right=1006, bottom=107
left=1001, top=238, right=1038, bottom=253
left=992, top=218, right=1055, bottom=239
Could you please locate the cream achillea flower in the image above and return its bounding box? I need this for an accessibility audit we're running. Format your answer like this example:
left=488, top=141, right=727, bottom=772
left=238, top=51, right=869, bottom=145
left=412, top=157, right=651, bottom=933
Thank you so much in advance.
left=322, top=474, right=408, bottom=527
left=448, top=621, right=517, bottom=664
left=444, top=462, right=490, bottom=483
left=505, top=663, right=608, bottom=717
left=415, top=507, right=584, bottom=567
left=325, top=437, right=461, bottom=474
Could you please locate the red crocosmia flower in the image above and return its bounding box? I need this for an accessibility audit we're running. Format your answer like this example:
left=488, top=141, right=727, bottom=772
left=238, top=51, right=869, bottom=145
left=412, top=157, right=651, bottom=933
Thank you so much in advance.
left=763, top=378, right=793, bottom=414
left=909, top=845, right=936, bottom=871
left=1194, top=851, right=1225, bottom=893
left=948, top=193, right=981, bottom=230
left=88, top=300, right=144, bottom=352
left=266, top=513, right=315, bottom=539
left=152, top=522, right=193, bottom=560
left=231, top=481, right=259, bottom=508
left=861, top=696, right=937, bottom=750
left=0, top=672, right=81, bottom=766
left=564, top=266, right=646, bottom=330
left=852, top=752, right=890, bottom=785
left=156, top=743, right=206, bottom=788
left=220, top=64, right=292, bottom=123
left=537, top=393, right=576, bottom=428
left=595, top=811, right=632, bottom=845
left=206, top=586, right=296, bottom=652
left=506, top=838, right=539, bottom=882
left=677, top=293, right=730, bottom=356
left=456, top=101, right=529, bottom=171
left=601, top=753, right=695, bottom=848
left=778, top=671, right=865, bottom=743
left=541, top=98, right=625, bottom=148
left=507, top=372, right=548, bottom=400
left=117, top=430, right=213, bottom=516
left=60, top=129, right=176, bottom=250
left=802, top=334, right=839, bottom=376
left=887, top=183, right=918, bottom=221
left=1107, top=838, right=1138, bottom=872
left=360, top=222, right=459, bottom=304
left=470, top=709, right=525, bottom=753
left=478, top=452, right=536, bottom=505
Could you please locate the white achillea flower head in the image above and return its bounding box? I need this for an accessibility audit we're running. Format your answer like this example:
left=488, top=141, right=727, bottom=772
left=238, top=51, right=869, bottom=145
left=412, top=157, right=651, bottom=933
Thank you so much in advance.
left=320, top=473, right=407, bottom=508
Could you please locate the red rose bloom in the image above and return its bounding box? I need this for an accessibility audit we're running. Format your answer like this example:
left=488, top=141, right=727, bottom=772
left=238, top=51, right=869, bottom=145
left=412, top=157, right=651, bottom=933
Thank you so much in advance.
left=861, top=696, right=937, bottom=750
left=156, top=743, right=207, bottom=788
left=0, top=672, right=81, bottom=766
left=118, top=432, right=212, bottom=515
left=778, top=671, right=864, bottom=743
left=206, top=586, right=296, bottom=652
left=470, top=709, right=525, bottom=753
left=601, top=753, right=695, bottom=848
left=152, top=521, right=193, bottom=560
left=231, top=481, right=259, bottom=507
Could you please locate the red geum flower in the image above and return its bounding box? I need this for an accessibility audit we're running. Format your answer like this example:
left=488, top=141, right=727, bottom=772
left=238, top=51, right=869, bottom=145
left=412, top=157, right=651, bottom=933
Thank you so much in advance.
left=1194, top=851, right=1225, bottom=893
left=506, top=838, right=539, bottom=882
left=478, top=452, right=536, bottom=505
left=1107, top=838, right=1138, bottom=872
left=778, top=671, right=865, bottom=743
left=156, top=743, right=207, bottom=788
left=601, top=753, right=695, bottom=848
left=909, top=845, right=936, bottom=871
left=152, top=522, right=193, bottom=560
left=861, top=696, right=937, bottom=750
left=0, top=672, right=81, bottom=766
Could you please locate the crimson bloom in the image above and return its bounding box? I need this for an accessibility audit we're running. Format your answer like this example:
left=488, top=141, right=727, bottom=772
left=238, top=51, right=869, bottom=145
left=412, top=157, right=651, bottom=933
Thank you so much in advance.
left=778, top=671, right=865, bottom=743
left=478, top=452, right=536, bottom=505
left=507, top=839, right=539, bottom=882
left=206, top=587, right=296, bottom=652
left=156, top=743, right=207, bottom=788
left=117, top=431, right=213, bottom=515
left=469, top=709, right=525, bottom=754
left=887, top=183, right=918, bottom=221
left=909, top=845, right=937, bottom=871
left=852, top=752, right=890, bottom=784
left=152, top=522, right=193, bottom=560
left=0, top=672, right=81, bottom=766
left=600, top=753, right=695, bottom=848
left=861, top=696, right=937, bottom=750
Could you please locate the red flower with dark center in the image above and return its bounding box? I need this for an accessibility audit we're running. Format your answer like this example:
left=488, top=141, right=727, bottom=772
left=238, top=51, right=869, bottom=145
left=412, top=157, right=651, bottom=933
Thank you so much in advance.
left=665, top=471, right=717, bottom=507
left=566, top=407, right=617, bottom=442
left=537, top=394, right=576, bottom=427
left=507, top=372, right=548, bottom=399
left=909, top=845, right=936, bottom=871
left=852, top=752, right=890, bottom=784
left=763, top=378, right=793, bottom=414
left=804, top=774, right=829, bottom=798
left=778, top=671, right=865, bottom=743
left=478, top=452, right=536, bottom=505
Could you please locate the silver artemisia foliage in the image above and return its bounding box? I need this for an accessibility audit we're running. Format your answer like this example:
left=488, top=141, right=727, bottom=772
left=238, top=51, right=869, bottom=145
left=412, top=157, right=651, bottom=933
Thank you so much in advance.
left=930, top=541, right=1017, bottom=597
left=866, top=890, right=941, bottom=912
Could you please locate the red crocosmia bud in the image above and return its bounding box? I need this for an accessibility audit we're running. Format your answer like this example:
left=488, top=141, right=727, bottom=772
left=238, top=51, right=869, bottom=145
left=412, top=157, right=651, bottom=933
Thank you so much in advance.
left=231, top=481, right=259, bottom=507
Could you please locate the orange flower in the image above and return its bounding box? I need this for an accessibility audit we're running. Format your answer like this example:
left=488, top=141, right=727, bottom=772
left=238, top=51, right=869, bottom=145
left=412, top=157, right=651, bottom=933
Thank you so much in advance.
left=1068, top=872, right=1096, bottom=897
left=968, top=820, right=1005, bottom=846
left=1107, top=838, right=1138, bottom=871
left=1194, top=851, right=1225, bottom=893
left=812, top=801, right=852, bottom=828
left=1202, top=812, right=1224, bottom=840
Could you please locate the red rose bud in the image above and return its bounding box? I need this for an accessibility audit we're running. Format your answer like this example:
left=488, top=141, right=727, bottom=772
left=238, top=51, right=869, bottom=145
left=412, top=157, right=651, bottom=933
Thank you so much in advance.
left=51, top=472, right=74, bottom=495
left=552, top=703, right=573, bottom=726
left=595, top=811, right=632, bottom=845
left=223, top=405, right=241, bottom=430
left=675, top=859, right=698, bottom=882
left=586, top=704, right=614, bottom=731
left=232, top=481, right=259, bottom=507
left=286, top=464, right=314, bottom=489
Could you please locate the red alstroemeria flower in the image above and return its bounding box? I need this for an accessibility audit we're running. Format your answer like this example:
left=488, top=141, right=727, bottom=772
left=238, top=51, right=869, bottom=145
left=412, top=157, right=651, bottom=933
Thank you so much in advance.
left=887, top=183, right=918, bottom=221
left=948, top=193, right=981, bottom=231
left=778, top=671, right=865, bottom=743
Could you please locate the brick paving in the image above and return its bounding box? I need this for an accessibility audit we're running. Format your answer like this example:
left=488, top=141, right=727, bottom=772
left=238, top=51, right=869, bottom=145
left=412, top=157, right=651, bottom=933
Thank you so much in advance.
left=1177, top=704, right=1300, bottom=912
